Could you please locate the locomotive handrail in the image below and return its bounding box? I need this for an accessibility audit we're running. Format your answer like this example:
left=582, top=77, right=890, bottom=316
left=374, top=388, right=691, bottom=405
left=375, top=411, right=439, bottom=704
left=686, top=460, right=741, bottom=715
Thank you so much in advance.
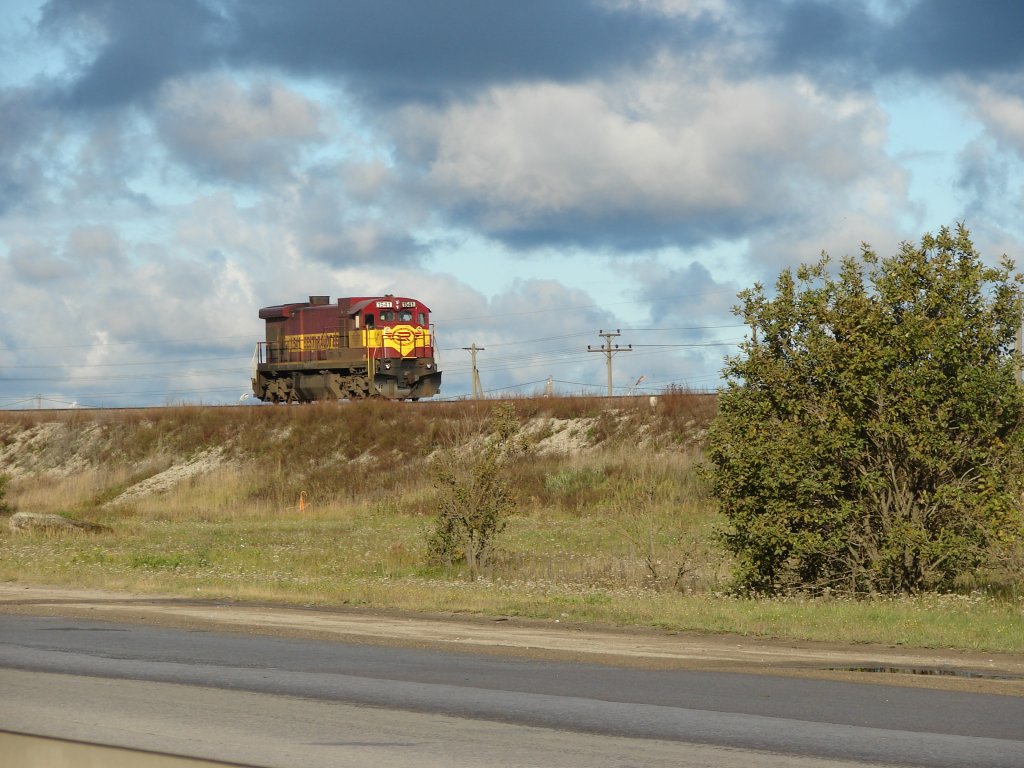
left=257, top=329, right=434, bottom=366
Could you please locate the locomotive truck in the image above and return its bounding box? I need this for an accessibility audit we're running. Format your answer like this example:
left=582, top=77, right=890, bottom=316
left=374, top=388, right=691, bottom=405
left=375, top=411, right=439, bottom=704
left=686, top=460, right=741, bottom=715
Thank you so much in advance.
left=252, top=294, right=442, bottom=402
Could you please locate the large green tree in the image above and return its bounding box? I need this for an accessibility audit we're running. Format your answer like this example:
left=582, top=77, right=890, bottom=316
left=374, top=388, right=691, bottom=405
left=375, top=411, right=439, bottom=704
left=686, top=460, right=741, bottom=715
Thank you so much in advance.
left=708, top=225, right=1024, bottom=594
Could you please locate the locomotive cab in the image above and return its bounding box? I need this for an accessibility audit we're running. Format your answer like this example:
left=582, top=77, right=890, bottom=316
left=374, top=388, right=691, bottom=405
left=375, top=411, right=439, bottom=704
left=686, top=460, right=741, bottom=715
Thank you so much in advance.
left=252, top=294, right=442, bottom=403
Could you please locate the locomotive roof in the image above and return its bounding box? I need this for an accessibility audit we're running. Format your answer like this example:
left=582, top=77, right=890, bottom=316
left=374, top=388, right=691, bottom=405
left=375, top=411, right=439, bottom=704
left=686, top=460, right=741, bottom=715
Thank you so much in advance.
left=346, top=296, right=431, bottom=314
left=258, top=295, right=430, bottom=320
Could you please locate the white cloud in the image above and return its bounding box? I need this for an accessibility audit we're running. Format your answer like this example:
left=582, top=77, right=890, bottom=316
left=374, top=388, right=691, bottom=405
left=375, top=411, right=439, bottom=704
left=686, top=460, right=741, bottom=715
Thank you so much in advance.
left=960, top=79, right=1024, bottom=156
left=7, top=236, right=76, bottom=282
left=393, top=60, right=905, bottom=249
left=155, top=74, right=325, bottom=184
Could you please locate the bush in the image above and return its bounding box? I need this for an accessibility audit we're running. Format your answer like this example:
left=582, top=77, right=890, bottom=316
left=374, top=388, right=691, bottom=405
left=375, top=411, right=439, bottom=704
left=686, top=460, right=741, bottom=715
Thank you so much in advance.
left=708, top=226, right=1024, bottom=594
left=427, top=403, right=527, bottom=578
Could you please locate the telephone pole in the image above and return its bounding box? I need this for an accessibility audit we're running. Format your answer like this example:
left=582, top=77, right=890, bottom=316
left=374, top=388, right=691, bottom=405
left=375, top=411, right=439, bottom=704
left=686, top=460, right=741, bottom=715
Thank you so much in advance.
left=588, top=329, right=631, bottom=397
left=462, top=343, right=485, bottom=399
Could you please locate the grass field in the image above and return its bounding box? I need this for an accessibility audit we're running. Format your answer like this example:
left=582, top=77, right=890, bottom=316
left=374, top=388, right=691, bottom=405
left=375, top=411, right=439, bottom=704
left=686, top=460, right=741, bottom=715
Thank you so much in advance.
left=1, top=395, right=1022, bottom=653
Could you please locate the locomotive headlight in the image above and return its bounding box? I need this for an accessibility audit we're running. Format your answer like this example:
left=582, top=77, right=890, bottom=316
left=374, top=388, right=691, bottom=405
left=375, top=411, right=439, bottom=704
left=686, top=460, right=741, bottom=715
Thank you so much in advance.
left=384, top=362, right=392, bottom=369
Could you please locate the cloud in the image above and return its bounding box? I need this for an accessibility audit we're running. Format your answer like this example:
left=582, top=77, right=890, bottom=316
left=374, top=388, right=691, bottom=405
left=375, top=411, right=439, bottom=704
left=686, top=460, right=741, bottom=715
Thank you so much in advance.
left=64, top=113, right=156, bottom=207
left=289, top=165, right=423, bottom=267
left=959, top=78, right=1024, bottom=157
left=950, top=77, right=1024, bottom=234
left=393, top=62, right=902, bottom=250
left=154, top=75, right=325, bottom=184
left=956, top=137, right=1010, bottom=218
left=743, top=208, right=909, bottom=284
left=0, top=221, right=265, bottom=404
left=5, top=0, right=1022, bottom=405
left=230, top=0, right=690, bottom=105
left=754, top=0, right=877, bottom=86
left=36, top=0, right=700, bottom=111
left=0, top=88, right=61, bottom=215
left=877, top=0, right=1024, bottom=78
left=34, top=0, right=1024, bottom=120
left=751, top=1, right=1024, bottom=85
left=40, top=0, right=226, bottom=110
left=634, top=260, right=741, bottom=326
left=6, top=236, right=78, bottom=283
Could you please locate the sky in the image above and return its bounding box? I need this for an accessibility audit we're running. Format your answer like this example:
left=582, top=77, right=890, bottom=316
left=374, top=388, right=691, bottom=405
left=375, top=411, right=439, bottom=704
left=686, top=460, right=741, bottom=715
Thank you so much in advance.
left=2, top=0, right=1024, bottom=407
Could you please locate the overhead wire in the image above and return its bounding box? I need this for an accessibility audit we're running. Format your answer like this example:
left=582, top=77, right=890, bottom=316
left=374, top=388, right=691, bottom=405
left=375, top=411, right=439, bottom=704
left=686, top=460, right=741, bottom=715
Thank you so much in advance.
left=0, top=321, right=739, bottom=404
left=0, top=334, right=257, bottom=353
left=10, top=354, right=253, bottom=369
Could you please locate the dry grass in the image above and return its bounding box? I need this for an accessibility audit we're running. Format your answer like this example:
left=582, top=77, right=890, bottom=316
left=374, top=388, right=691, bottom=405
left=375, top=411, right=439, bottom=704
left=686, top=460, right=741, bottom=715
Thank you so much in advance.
left=1, top=395, right=1022, bottom=653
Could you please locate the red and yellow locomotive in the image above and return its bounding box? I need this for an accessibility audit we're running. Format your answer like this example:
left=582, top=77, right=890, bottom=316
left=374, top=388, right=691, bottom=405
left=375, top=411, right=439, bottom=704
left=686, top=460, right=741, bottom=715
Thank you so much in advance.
left=252, top=294, right=442, bottom=402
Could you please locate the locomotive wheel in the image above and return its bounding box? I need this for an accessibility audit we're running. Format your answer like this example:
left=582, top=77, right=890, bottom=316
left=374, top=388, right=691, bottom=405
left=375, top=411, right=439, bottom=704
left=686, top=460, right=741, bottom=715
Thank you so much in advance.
left=338, top=374, right=373, bottom=399
left=263, top=377, right=296, bottom=404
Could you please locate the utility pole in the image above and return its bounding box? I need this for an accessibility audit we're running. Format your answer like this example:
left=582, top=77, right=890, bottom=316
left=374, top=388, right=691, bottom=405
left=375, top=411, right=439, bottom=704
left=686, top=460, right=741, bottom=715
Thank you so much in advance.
left=588, top=329, right=631, bottom=397
left=462, top=343, right=485, bottom=399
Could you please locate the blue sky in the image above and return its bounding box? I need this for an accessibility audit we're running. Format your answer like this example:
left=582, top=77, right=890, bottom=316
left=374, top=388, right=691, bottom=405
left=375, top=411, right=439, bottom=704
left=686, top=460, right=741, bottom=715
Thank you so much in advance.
left=2, top=0, right=1024, bottom=406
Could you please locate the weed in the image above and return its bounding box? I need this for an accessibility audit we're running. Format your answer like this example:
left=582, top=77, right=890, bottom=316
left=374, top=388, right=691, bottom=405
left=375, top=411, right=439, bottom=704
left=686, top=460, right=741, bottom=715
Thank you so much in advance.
left=130, top=553, right=187, bottom=570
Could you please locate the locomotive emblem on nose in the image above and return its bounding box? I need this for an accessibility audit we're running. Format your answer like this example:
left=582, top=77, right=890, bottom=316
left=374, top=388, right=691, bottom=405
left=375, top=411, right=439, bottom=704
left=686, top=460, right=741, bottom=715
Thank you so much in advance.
left=383, top=324, right=421, bottom=356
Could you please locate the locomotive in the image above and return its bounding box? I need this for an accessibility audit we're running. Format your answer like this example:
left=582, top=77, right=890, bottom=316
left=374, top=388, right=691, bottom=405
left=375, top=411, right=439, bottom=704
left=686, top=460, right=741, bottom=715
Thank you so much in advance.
left=252, top=294, right=442, bottom=402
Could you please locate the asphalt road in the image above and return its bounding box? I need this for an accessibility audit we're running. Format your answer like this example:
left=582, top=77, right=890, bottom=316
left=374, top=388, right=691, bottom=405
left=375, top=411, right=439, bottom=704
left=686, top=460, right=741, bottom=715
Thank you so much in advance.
left=1, top=614, right=1022, bottom=767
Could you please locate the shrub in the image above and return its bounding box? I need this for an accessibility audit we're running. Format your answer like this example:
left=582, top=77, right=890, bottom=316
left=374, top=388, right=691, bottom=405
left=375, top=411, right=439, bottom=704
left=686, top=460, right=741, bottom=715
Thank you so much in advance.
left=708, top=226, right=1024, bottom=594
left=427, top=402, right=527, bottom=578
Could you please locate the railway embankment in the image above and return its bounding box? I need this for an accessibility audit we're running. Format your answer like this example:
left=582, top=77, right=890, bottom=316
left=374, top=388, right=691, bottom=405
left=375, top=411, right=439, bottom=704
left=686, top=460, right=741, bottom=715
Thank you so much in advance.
left=1, top=394, right=1022, bottom=658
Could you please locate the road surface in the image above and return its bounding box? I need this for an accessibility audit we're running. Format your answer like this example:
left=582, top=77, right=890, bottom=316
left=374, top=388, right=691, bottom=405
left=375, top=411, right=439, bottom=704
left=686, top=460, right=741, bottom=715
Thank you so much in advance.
left=1, top=586, right=1022, bottom=767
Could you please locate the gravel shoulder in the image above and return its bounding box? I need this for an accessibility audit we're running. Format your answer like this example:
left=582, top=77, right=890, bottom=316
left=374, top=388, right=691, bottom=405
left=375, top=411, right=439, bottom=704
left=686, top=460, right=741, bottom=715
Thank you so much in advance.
left=2, top=583, right=1022, bottom=696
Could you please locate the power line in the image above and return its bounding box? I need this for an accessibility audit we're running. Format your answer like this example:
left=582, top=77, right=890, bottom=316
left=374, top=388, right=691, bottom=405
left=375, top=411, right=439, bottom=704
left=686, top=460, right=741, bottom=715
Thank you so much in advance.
left=0, top=335, right=256, bottom=353
left=622, top=324, right=745, bottom=331
left=437, top=325, right=745, bottom=353
left=9, top=355, right=253, bottom=369
left=441, top=339, right=741, bottom=374
left=627, top=341, right=743, bottom=348
left=0, top=367, right=250, bottom=383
